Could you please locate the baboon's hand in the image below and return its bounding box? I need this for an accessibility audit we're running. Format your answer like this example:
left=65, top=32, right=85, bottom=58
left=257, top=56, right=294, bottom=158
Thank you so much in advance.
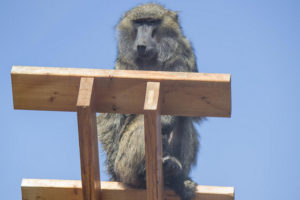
left=163, top=155, right=182, bottom=177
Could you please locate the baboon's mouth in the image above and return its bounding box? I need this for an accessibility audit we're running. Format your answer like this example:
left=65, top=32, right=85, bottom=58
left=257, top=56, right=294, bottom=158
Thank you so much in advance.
left=137, top=52, right=148, bottom=58
left=136, top=50, right=156, bottom=60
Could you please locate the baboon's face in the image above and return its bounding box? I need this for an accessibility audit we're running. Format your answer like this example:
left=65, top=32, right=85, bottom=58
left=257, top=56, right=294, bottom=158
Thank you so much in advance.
left=132, top=18, right=161, bottom=61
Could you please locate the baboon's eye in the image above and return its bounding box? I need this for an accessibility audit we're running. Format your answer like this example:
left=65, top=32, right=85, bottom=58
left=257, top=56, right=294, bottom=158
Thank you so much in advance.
left=152, top=28, right=157, bottom=38
left=148, top=20, right=156, bottom=25
left=133, top=18, right=161, bottom=25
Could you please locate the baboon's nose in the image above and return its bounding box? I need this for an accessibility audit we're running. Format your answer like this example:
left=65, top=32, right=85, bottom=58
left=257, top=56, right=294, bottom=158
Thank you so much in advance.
left=137, top=45, right=146, bottom=56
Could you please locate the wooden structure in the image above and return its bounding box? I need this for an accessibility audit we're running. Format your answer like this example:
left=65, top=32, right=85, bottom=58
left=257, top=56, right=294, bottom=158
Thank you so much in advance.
left=11, top=66, right=234, bottom=200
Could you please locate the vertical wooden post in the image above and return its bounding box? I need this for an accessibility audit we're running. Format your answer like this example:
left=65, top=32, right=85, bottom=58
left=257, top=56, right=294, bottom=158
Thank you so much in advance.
left=144, top=82, right=163, bottom=200
left=76, top=77, right=101, bottom=200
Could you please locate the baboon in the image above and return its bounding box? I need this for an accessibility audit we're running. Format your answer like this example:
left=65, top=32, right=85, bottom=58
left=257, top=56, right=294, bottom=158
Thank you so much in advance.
left=97, top=3, right=202, bottom=200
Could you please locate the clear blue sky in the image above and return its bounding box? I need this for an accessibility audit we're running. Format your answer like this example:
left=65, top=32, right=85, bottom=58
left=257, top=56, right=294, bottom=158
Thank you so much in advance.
left=0, top=1, right=299, bottom=200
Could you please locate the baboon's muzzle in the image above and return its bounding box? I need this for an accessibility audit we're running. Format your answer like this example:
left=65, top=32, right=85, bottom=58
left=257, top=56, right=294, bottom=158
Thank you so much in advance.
left=135, top=25, right=156, bottom=58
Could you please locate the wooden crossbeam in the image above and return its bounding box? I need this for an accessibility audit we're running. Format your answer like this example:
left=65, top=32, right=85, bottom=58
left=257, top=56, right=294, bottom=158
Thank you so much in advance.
left=11, top=66, right=231, bottom=117
left=21, top=179, right=235, bottom=200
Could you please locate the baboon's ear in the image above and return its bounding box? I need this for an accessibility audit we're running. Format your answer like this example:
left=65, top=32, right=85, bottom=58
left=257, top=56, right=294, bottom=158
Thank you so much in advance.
left=170, top=11, right=179, bottom=22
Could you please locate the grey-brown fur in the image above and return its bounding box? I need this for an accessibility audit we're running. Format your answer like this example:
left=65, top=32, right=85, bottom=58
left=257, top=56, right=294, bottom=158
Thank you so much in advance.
left=97, top=3, right=201, bottom=200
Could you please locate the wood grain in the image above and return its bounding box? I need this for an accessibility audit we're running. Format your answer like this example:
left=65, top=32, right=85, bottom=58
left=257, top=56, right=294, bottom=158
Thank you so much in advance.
left=144, top=82, right=163, bottom=200
left=11, top=66, right=231, bottom=117
left=21, top=179, right=234, bottom=200
left=76, top=78, right=101, bottom=200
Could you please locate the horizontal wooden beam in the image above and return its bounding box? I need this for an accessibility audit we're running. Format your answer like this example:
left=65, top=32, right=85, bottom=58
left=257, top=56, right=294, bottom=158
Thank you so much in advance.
left=11, top=66, right=231, bottom=117
left=21, top=179, right=234, bottom=200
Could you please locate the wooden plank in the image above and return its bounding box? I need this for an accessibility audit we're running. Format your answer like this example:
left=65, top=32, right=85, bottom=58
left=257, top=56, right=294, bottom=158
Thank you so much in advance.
left=144, top=82, right=163, bottom=200
left=11, top=66, right=231, bottom=117
left=76, top=78, right=101, bottom=200
left=21, top=179, right=235, bottom=200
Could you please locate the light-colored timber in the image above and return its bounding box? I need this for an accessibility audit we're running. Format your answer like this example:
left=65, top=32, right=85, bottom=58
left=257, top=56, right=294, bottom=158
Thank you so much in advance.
left=21, top=179, right=235, bottom=200
left=12, top=66, right=234, bottom=200
left=76, top=77, right=101, bottom=200
left=11, top=66, right=231, bottom=117
left=144, top=82, right=163, bottom=200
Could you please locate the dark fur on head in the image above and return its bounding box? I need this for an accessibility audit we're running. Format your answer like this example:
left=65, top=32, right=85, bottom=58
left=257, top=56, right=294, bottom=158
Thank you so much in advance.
left=98, top=3, right=201, bottom=200
left=116, top=3, right=197, bottom=72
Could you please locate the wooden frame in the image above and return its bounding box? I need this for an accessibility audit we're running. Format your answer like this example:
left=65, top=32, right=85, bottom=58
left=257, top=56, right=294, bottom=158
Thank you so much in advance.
left=11, top=66, right=233, bottom=200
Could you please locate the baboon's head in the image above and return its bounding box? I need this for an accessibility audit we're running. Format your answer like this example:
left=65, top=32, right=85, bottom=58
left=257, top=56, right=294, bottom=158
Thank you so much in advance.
left=117, top=4, right=182, bottom=68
